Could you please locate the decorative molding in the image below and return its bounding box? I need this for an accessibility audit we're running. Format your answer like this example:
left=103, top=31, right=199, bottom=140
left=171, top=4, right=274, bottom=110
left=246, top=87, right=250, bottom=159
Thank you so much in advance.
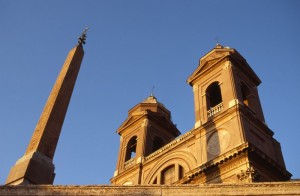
left=144, top=149, right=197, bottom=184
left=236, top=170, right=248, bottom=181
left=236, top=166, right=260, bottom=181
left=223, top=61, right=232, bottom=70
left=124, top=158, right=135, bottom=169
left=1, top=182, right=300, bottom=195
left=193, top=85, right=199, bottom=92
left=145, top=130, right=195, bottom=161
left=142, top=119, right=149, bottom=127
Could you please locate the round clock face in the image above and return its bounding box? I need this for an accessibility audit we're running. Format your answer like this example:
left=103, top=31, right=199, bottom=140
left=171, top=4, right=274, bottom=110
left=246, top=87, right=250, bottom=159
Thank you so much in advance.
left=207, top=130, right=231, bottom=156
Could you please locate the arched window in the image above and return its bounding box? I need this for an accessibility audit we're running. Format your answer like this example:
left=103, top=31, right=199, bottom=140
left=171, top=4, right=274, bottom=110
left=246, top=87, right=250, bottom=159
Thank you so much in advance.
left=241, top=83, right=250, bottom=107
left=152, top=137, right=164, bottom=152
left=206, top=82, right=222, bottom=109
left=125, top=136, right=137, bottom=161
left=160, top=164, right=185, bottom=185
left=161, top=165, right=175, bottom=185
left=179, top=165, right=185, bottom=180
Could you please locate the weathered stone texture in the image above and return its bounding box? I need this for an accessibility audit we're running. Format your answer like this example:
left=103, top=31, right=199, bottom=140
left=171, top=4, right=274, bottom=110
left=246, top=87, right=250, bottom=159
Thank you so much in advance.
left=6, top=44, right=84, bottom=185
left=25, top=45, right=84, bottom=159
left=0, top=181, right=300, bottom=195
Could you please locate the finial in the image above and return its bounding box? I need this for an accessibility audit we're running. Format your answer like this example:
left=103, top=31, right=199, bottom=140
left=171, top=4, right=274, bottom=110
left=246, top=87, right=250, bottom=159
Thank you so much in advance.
left=145, top=86, right=157, bottom=103
left=150, top=86, right=155, bottom=97
left=214, top=36, right=223, bottom=48
left=78, top=27, right=89, bottom=45
left=215, top=36, right=220, bottom=45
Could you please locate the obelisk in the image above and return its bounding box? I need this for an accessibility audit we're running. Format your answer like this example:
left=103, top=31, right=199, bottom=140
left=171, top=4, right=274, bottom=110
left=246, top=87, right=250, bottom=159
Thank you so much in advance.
left=6, top=29, right=87, bottom=185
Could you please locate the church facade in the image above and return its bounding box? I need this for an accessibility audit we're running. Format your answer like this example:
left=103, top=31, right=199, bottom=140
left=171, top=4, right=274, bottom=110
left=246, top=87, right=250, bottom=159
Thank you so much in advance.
left=110, top=44, right=291, bottom=185
left=3, top=32, right=297, bottom=195
left=0, top=29, right=292, bottom=195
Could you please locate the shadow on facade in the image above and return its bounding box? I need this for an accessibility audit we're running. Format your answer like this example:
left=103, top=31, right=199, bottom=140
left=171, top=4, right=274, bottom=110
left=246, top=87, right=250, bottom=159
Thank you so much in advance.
left=204, top=119, right=222, bottom=183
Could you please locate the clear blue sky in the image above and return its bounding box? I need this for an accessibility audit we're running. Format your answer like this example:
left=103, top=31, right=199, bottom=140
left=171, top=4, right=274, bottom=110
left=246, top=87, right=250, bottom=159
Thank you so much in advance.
left=0, top=1, right=299, bottom=185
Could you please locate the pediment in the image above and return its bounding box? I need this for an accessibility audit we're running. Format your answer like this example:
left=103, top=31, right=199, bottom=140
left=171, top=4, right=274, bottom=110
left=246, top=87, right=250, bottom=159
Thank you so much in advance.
left=187, top=46, right=261, bottom=86
left=116, top=114, right=145, bottom=134
left=187, top=53, right=228, bottom=85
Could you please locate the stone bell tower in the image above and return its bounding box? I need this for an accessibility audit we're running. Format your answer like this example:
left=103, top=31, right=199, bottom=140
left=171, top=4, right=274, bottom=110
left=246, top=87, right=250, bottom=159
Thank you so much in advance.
left=111, top=45, right=291, bottom=185
left=186, top=44, right=291, bottom=183
left=5, top=29, right=87, bottom=185
left=111, top=95, right=180, bottom=185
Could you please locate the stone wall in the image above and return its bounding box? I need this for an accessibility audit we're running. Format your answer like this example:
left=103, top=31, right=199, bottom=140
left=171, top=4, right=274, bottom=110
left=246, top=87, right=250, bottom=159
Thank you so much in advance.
left=1, top=181, right=299, bottom=195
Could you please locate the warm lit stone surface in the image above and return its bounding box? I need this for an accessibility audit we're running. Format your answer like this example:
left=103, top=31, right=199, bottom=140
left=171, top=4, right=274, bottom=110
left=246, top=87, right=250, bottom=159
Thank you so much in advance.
left=111, top=45, right=291, bottom=185
left=1, top=181, right=300, bottom=195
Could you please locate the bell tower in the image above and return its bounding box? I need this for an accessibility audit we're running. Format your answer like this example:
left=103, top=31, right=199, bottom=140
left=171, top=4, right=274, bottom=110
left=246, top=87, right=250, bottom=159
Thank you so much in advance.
left=111, top=95, right=180, bottom=185
left=187, top=44, right=291, bottom=183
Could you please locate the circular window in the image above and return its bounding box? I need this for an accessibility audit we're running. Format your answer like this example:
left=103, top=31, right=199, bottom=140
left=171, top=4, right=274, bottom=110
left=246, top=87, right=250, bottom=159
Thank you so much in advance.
left=207, top=130, right=231, bottom=156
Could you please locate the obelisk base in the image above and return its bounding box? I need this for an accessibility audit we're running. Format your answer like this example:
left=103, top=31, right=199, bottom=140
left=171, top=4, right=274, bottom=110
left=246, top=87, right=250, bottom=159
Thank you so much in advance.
left=6, top=151, right=55, bottom=185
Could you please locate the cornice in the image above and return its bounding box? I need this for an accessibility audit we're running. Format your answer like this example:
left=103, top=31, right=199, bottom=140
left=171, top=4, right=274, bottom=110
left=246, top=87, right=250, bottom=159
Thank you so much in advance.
left=2, top=181, right=300, bottom=195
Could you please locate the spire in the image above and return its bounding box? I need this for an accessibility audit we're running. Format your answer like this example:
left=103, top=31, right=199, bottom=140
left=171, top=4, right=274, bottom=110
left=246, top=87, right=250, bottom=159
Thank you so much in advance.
left=6, top=31, right=86, bottom=185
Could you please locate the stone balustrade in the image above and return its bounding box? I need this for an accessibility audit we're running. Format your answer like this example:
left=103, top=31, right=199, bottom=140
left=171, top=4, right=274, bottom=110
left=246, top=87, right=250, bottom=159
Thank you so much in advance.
left=207, top=102, right=223, bottom=118
left=124, top=158, right=135, bottom=169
